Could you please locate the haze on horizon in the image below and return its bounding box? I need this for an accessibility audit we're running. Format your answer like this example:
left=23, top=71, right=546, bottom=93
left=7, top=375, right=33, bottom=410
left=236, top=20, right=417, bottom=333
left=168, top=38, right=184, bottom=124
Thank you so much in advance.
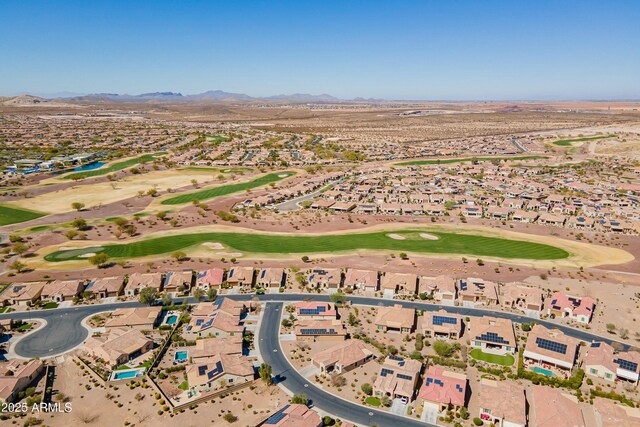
left=1, top=0, right=639, bottom=101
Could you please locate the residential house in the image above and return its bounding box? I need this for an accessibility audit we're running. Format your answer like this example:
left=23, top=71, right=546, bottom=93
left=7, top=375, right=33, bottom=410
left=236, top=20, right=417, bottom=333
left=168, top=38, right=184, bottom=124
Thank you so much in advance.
left=191, top=336, right=244, bottom=362
left=500, top=284, right=544, bottom=318
left=255, top=267, right=285, bottom=288
left=104, top=307, right=162, bottom=331
left=261, top=404, right=322, bottom=427
left=163, top=270, right=193, bottom=294
left=344, top=269, right=378, bottom=292
left=375, top=304, right=415, bottom=333
left=373, top=356, right=422, bottom=400
left=585, top=342, right=640, bottom=385
left=41, top=279, right=85, bottom=302
left=186, top=353, right=254, bottom=394
left=523, top=324, right=580, bottom=372
left=84, top=276, right=124, bottom=298
left=295, top=302, right=337, bottom=320
left=125, top=272, right=162, bottom=297
left=195, top=268, right=225, bottom=291
left=185, top=298, right=246, bottom=339
left=295, top=319, right=346, bottom=342
left=311, top=340, right=375, bottom=374
left=0, top=282, right=45, bottom=306
left=226, top=267, right=254, bottom=288
left=458, top=278, right=499, bottom=307
left=593, top=398, right=640, bottom=427
left=477, top=379, right=527, bottom=427
left=419, top=310, right=463, bottom=339
left=83, top=328, right=154, bottom=368
left=307, top=268, right=342, bottom=289
left=546, top=291, right=595, bottom=324
left=528, top=385, right=586, bottom=427
left=469, top=317, right=517, bottom=355
left=0, top=360, right=44, bottom=403
left=419, top=275, right=457, bottom=306
left=380, top=272, right=418, bottom=296
left=419, top=366, right=467, bottom=413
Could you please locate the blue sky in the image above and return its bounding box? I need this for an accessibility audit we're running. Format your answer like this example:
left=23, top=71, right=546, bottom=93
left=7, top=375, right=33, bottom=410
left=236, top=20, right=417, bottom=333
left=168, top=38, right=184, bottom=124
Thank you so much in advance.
left=1, top=0, right=639, bottom=100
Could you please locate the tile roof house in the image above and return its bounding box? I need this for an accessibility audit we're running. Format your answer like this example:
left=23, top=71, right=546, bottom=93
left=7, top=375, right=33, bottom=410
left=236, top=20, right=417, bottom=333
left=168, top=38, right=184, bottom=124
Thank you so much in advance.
left=191, top=336, right=243, bottom=362
left=0, top=282, right=46, bottom=306
left=546, top=291, right=595, bottom=324
left=84, top=276, right=124, bottom=298
left=262, top=404, right=322, bottom=427
left=477, top=379, right=527, bottom=427
left=255, top=267, right=285, bottom=288
left=343, top=269, right=378, bottom=292
left=528, top=385, right=585, bottom=427
left=375, top=304, right=415, bottom=333
left=419, top=366, right=467, bottom=411
left=295, top=302, right=337, bottom=320
left=104, top=307, right=162, bottom=330
left=419, top=275, right=457, bottom=306
left=226, top=266, right=254, bottom=287
left=83, top=328, right=154, bottom=368
left=500, top=283, right=544, bottom=318
left=125, top=272, right=163, bottom=297
left=162, top=270, right=193, bottom=293
left=469, top=316, right=517, bottom=355
left=307, top=268, right=342, bottom=289
left=0, top=359, right=44, bottom=403
left=593, top=398, right=640, bottom=427
left=295, top=319, right=346, bottom=342
left=311, top=340, right=375, bottom=374
left=523, top=324, right=580, bottom=372
left=185, top=353, right=254, bottom=394
left=196, top=268, right=225, bottom=290
left=380, top=272, right=418, bottom=295
left=586, top=341, right=640, bottom=385
left=41, top=279, right=85, bottom=302
left=419, top=310, right=463, bottom=339
left=185, top=298, right=246, bottom=339
left=458, top=278, right=498, bottom=307
left=373, top=356, right=422, bottom=400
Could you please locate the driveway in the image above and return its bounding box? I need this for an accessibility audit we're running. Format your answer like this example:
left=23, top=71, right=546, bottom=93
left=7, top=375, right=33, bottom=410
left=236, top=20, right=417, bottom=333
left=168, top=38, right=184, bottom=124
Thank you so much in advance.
left=390, top=397, right=410, bottom=416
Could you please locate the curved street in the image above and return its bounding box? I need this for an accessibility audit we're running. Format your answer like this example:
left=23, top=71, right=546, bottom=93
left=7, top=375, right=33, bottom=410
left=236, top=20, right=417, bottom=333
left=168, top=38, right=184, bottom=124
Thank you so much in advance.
left=0, top=293, right=632, bottom=359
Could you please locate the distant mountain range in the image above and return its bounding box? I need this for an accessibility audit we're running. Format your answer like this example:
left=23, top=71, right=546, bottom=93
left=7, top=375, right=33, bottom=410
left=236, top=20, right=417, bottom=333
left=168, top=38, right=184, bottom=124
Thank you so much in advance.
left=58, top=90, right=381, bottom=103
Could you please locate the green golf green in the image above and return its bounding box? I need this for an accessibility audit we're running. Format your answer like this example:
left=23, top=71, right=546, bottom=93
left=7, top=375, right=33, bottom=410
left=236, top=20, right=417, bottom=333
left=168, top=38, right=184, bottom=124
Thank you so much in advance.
left=62, top=152, right=166, bottom=180
left=397, top=155, right=546, bottom=166
left=160, top=171, right=296, bottom=205
left=0, top=204, right=45, bottom=226
left=44, top=229, right=570, bottom=262
left=551, top=134, right=616, bottom=147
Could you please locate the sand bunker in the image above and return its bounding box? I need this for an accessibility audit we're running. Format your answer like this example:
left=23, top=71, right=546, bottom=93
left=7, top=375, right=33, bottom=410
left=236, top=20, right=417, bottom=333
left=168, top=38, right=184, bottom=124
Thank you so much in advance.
left=420, top=233, right=439, bottom=240
left=216, top=252, right=243, bottom=257
left=387, top=233, right=406, bottom=240
left=78, top=253, right=96, bottom=258
left=203, top=242, right=224, bottom=249
left=278, top=174, right=288, bottom=178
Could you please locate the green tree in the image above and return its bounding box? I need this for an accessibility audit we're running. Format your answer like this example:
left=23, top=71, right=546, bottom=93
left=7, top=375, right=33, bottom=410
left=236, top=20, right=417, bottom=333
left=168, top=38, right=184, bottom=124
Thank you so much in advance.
left=88, top=253, right=110, bottom=267
left=71, top=218, right=88, bottom=230
left=360, top=383, right=373, bottom=396
left=193, top=287, right=205, bottom=301
left=71, top=202, right=85, bottom=211
left=138, top=287, right=159, bottom=305
left=207, top=288, right=218, bottom=301
left=329, top=291, right=345, bottom=304
left=9, top=260, right=27, bottom=273
left=12, top=242, right=28, bottom=256
left=259, top=363, right=273, bottom=385
left=172, top=251, right=186, bottom=262
left=160, top=292, right=172, bottom=306
left=290, top=393, right=308, bottom=405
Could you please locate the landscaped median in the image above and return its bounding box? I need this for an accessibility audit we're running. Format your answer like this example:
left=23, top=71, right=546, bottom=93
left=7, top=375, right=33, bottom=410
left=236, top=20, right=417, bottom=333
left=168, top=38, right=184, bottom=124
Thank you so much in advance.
left=160, top=171, right=296, bottom=205
left=43, top=228, right=570, bottom=262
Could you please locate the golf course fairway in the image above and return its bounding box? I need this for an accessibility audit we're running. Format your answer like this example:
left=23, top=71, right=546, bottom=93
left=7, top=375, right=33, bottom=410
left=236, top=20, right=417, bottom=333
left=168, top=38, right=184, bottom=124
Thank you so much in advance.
left=44, top=229, right=570, bottom=262
left=160, top=171, right=296, bottom=205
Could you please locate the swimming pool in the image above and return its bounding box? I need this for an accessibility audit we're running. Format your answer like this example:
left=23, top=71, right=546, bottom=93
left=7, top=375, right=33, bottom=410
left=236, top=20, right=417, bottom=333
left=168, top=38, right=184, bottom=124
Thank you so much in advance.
left=175, top=351, right=188, bottom=363
left=532, top=366, right=555, bottom=377
left=166, top=315, right=178, bottom=325
left=111, top=368, right=144, bottom=381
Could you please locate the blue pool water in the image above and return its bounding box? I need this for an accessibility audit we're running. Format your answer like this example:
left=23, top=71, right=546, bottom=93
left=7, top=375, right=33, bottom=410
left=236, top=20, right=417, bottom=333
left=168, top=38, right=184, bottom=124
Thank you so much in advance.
left=166, top=315, right=178, bottom=325
left=113, top=370, right=141, bottom=380
left=72, top=161, right=105, bottom=172
left=175, top=351, right=188, bottom=363
left=532, top=367, right=555, bottom=377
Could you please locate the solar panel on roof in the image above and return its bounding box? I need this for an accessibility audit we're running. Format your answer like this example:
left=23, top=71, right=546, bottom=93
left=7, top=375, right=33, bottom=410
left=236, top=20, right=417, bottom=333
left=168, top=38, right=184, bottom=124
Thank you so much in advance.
left=614, top=358, right=638, bottom=372
left=380, top=368, right=394, bottom=377
left=591, top=342, right=601, bottom=348
left=198, top=366, right=207, bottom=376
left=265, top=405, right=290, bottom=425
left=397, top=374, right=413, bottom=381
left=475, top=332, right=510, bottom=345
left=389, top=355, right=404, bottom=361
left=535, top=337, right=568, bottom=354
left=433, top=315, right=457, bottom=326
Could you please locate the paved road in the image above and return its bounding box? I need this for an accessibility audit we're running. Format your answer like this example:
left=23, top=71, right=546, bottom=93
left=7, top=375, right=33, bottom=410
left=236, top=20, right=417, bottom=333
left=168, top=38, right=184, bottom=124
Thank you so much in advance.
left=0, top=293, right=632, bottom=359
left=270, top=179, right=342, bottom=212
left=259, top=302, right=431, bottom=427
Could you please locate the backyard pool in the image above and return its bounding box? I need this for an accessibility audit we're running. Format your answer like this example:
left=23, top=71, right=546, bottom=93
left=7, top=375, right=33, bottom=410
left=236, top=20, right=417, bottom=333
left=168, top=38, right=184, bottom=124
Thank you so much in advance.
left=166, top=315, right=178, bottom=325
left=110, top=368, right=144, bottom=381
left=175, top=351, right=188, bottom=363
left=531, top=366, right=555, bottom=377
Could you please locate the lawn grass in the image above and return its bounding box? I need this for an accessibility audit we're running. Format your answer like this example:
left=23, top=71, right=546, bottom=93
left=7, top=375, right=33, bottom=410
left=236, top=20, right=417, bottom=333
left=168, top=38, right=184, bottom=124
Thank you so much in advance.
left=160, top=171, right=296, bottom=205
left=41, top=302, right=59, bottom=310
left=206, top=134, right=231, bottom=144
left=365, top=397, right=381, bottom=406
left=178, top=381, right=189, bottom=390
left=62, top=152, right=165, bottom=180
left=470, top=348, right=515, bottom=366
left=396, top=155, right=546, bottom=166
left=29, top=225, right=51, bottom=232
left=16, top=323, right=32, bottom=332
left=551, top=134, right=616, bottom=146
left=44, top=229, right=570, bottom=262
left=0, top=204, right=45, bottom=226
